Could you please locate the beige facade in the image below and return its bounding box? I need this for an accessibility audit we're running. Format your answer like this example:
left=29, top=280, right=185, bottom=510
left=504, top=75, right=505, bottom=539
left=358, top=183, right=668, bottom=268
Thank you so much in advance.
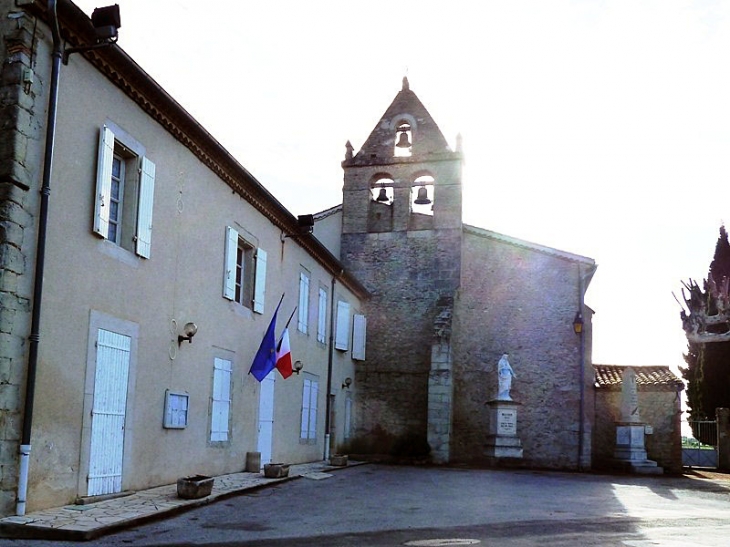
left=0, top=0, right=367, bottom=515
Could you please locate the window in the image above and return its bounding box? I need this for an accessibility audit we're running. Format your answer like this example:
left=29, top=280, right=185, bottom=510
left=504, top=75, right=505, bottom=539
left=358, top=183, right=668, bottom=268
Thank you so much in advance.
left=163, top=390, right=189, bottom=429
left=352, top=314, right=367, bottom=361
left=298, top=271, right=310, bottom=334
left=335, top=300, right=350, bottom=351
left=93, top=125, right=155, bottom=258
left=223, top=226, right=266, bottom=313
left=317, top=287, right=327, bottom=344
left=210, top=358, right=232, bottom=443
left=300, top=374, right=319, bottom=443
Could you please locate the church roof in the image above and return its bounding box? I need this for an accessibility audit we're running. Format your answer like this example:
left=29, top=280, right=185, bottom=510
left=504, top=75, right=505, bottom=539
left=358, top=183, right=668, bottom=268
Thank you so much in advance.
left=345, top=77, right=458, bottom=166
left=594, top=364, right=684, bottom=391
left=463, top=224, right=595, bottom=265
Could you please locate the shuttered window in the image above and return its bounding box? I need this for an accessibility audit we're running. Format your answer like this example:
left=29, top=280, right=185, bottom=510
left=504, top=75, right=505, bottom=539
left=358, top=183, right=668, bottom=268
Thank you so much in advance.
left=253, top=248, right=267, bottom=313
left=335, top=301, right=350, bottom=351
left=297, top=272, right=310, bottom=334
left=352, top=314, right=367, bottom=361
left=93, top=125, right=155, bottom=258
left=210, top=358, right=232, bottom=442
left=317, top=287, right=327, bottom=344
left=223, top=226, right=266, bottom=314
left=300, top=375, right=319, bottom=443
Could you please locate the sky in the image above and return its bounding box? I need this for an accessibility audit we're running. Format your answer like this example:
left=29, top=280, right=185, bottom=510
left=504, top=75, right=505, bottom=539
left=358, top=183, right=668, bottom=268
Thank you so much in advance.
left=71, top=0, right=730, bottom=375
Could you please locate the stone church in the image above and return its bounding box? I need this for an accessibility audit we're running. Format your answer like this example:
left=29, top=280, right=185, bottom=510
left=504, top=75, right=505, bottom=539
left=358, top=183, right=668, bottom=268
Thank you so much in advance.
left=314, top=77, right=598, bottom=469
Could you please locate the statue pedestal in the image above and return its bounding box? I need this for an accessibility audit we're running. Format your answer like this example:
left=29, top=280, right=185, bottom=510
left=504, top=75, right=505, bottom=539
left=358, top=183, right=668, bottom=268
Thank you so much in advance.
left=613, top=423, right=662, bottom=474
left=485, top=400, right=523, bottom=459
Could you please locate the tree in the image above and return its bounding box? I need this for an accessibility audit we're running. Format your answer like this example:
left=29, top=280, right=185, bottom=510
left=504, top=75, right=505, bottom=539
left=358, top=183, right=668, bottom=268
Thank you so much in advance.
left=679, top=226, right=730, bottom=440
left=679, top=225, right=730, bottom=343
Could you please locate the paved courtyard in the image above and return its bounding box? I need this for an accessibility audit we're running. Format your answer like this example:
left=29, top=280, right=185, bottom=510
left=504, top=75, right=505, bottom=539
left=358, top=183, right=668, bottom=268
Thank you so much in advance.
left=0, top=464, right=728, bottom=546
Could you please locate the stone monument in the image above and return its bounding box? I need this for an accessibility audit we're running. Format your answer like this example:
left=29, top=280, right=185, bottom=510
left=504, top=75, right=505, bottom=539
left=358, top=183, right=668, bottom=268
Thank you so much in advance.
left=613, top=367, right=662, bottom=474
left=485, top=354, right=523, bottom=461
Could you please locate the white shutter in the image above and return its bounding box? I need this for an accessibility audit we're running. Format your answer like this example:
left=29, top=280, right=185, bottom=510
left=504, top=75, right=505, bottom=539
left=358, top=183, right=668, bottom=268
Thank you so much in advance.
left=300, top=379, right=311, bottom=439
left=253, top=248, right=267, bottom=314
left=135, top=157, right=155, bottom=258
left=211, top=358, right=232, bottom=442
left=352, top=314, right=367, bottom=361
left=93, top=126, right=115, bottom=238
left=308, top=379, right=318, bottom=440
left=223, top=226, right=238, bottom=300
left=297, top=273, right=310, bottom=333
left=335, top=301, right=350, bottom=351
left=317, top=288, right=327, bottom=344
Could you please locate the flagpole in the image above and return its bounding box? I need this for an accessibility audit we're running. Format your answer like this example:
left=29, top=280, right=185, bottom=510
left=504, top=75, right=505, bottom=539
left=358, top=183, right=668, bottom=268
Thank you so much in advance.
left=283, top=307, right=297, bottom=330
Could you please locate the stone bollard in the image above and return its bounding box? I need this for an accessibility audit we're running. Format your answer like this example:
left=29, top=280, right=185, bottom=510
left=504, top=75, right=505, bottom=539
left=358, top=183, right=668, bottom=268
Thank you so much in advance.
left=245, top=451, right=261, bottom=472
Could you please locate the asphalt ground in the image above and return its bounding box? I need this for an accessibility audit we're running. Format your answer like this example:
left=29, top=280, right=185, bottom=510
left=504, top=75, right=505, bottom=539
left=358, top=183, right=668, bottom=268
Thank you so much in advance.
left=1, top=464, right=728, bottom=546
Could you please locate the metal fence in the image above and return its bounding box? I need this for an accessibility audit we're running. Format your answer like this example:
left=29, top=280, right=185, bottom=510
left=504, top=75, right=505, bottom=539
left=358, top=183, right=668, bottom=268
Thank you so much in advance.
left=682, top=420, right=718, bottom=468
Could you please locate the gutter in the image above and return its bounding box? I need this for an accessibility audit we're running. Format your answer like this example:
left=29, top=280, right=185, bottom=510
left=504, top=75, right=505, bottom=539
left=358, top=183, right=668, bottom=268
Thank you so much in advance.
left=323, top=270, right=343, bottom=461
left=577, top=262, right=597, bottom=471
left=17, top=0, right=62, bottom=516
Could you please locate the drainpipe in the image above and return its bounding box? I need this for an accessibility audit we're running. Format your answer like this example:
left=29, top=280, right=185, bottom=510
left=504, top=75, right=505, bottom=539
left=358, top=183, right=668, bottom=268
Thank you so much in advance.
left=323, top=270, right=342, bottom=461
left=17, top=0, right=62, bottom=516
left=577, top=294, right=586, bottom=471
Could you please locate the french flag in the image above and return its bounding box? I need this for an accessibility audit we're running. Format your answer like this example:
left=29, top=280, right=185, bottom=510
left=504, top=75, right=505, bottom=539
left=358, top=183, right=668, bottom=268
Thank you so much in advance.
left=276, top=329, right=293, bottom=379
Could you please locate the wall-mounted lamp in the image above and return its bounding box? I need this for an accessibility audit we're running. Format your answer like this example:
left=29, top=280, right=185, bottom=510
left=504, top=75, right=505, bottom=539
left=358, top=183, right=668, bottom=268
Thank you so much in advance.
left=178, top=322, right=198, bottom=345
left=293, top=360, right=303, bottom=375
left=342, top=377, right=352, bottom=389
left=63, top=4, right=122, bottom=64
left=572, top=311, right=584, bottom=335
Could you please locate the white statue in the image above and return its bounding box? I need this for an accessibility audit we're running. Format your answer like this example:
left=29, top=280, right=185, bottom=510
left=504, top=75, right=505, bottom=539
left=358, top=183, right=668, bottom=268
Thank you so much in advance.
left=497, top=353, right=516, bottom=401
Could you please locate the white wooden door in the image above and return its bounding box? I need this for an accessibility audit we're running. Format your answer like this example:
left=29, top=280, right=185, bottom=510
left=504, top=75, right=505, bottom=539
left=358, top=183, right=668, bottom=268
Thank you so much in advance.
left=88, top=329, right=131, bottom=496
left=257, top=374, right=275, bottom=465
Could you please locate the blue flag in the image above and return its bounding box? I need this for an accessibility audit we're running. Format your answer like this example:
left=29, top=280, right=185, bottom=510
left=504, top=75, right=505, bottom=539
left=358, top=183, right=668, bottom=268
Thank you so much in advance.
left=249, top=300, right=281, bottom=382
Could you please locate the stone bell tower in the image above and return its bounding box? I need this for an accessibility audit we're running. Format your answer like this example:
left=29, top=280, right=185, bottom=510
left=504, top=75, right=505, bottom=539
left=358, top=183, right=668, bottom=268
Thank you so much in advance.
left=340, top=78, right=463, bottom=459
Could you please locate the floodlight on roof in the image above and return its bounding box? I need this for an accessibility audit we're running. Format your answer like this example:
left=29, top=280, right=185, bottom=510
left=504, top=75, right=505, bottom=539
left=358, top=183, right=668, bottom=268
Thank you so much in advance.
left=63, top=4, right=121, bottom=64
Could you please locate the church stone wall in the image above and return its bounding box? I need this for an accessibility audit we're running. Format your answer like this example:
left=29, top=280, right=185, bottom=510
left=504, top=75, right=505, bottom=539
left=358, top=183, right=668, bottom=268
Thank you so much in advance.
left=0, top=10, right=48, bottom=514
left=451, top=232, right=591, bottom=469
left=343, top=227, right=461, bottom=450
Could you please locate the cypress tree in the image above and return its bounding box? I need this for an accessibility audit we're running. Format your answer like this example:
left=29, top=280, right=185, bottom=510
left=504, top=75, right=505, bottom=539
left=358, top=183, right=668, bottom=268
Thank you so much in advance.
left=681, top=225, right=730, bottom=441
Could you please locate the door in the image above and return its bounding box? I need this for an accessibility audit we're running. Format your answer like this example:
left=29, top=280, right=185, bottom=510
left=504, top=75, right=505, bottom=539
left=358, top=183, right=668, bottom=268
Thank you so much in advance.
left=257, top=374, right=275, bottom=465
left=88, top=328, right=131, bottom=496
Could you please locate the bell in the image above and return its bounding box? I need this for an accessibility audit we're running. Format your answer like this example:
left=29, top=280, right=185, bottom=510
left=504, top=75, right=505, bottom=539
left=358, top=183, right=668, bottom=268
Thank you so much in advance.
left=414, top=187, right=431, bottom=205
left=395, top=131, right=411, bottom=148
left=376, top=188, right=389, bottom=202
